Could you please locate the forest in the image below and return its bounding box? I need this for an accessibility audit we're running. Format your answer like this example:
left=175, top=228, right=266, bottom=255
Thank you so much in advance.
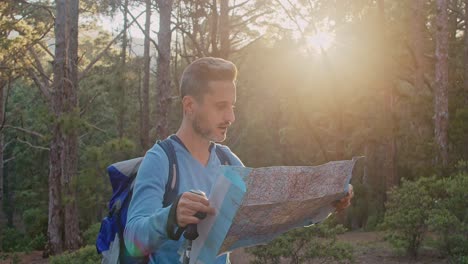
left=0, top=0, right=467, bottom=263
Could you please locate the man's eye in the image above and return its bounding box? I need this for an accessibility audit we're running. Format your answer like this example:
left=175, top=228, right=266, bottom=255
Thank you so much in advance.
left=216, top=104, right=226, bottom=110
left=215, top=104, right=235, bottom=110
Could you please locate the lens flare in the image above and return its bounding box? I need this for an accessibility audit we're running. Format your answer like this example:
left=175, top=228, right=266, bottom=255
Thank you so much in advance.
left=306, top=31, right=335, bottom=53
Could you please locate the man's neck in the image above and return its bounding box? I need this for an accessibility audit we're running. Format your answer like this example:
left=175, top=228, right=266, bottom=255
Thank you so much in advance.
left=176, top=124, right=211, bottom=165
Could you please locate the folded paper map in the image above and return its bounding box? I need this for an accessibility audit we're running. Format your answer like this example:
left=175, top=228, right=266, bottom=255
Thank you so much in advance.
left=189, top=158, right=361, bottom=264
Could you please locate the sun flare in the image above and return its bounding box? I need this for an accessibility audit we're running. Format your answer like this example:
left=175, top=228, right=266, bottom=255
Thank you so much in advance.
left=306, top=31, right=335, bottom=53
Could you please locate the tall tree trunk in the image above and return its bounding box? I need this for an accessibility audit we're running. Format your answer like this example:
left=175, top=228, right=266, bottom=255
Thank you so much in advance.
left=464, top=0, right=468, bottom=105
left=219, top=0, right=230, bottom=59
left=464, top=0, right=468, bottom=159
left=48, top=0, right=81, bottom=254
left=0, top=80, right=5, bottom=230
left=63, top=0, right=81, bottom=250
left=118, top=0, right=129, bottom=139
left=410, top=0, right=427, bottom=101
left=435, top=0, right=449, bottom=167
left=141, top=0, right=151, bottom=149
left=409, top=0, right=433, bottom=168
left=49, top=0, right=66, bottom=253
left=377, top=0, right=397, bottom=189
left=210, top=0, right=219, bottom=56
left=155, top=0, right=174, bottom=139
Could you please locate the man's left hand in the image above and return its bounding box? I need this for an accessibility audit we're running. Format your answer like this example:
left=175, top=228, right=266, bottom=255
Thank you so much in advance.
left=333, top=184, right=354, bottom=212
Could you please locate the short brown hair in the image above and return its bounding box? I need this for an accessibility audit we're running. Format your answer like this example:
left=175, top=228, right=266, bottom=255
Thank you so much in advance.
left=179, top=57, right=237, bottom=100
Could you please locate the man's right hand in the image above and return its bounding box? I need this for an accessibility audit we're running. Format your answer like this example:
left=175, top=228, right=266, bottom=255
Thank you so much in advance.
left=176, top=191, right=215, bottom=228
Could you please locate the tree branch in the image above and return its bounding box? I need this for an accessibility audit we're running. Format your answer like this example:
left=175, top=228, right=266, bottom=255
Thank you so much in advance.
left=16, top=138, right=49, bottom=151
left=126, top=8, right=161, bottom=56
left=229, top=0, right=249, bottom=11
left=2, top=140, right=14, bottom=152
left=78, top=10, right=145, bottom=81
left=27, top=68, right=51, bottom=102
left=80, top=92, right=101, bottom=117
left=274, top=0, right=305, bottom=34
left=38, top=41, right=54, bottom=58
left=84, top=121, right=107, bottom=134
left=4, top=125, right=45, bottom=138
left=28, top=47, right=51, bottom=87
left=173, top=23, right=206, bottom=56
left=231, top=34, right=264, bottom=53
left=17, top=0, right=54, bottom=16
left=286, top=0, right=312, bottom=26
left=231, top=11, right=272, bottom=29
left=3, top=156, right=15, bottom=164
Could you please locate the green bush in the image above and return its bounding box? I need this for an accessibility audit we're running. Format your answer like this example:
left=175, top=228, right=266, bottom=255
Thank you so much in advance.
left=248, top=220, right=354, bottom=264
left=452, top=255, right=468, bottom=264
left=427, top=170, right=468, bottom=259
left=383, top=170, right=468, bottom=259
left=0, top=226, right=46, bottom=252
left=50, top=245, right=101, bottom=264
left=381, top=177, right=435, bottom=257
left=22, top=208, right=47, bottom=238
left=83, top=222, right=101, bottom=245
left=28, top=233, right=46, bottom=250
left=1, top=227, right=30, bottom=252
left=22, top=208, right=47, bottom=250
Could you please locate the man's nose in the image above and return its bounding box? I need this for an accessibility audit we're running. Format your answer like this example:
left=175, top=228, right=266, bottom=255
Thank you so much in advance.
left=225, top=107, right=235, bottom=123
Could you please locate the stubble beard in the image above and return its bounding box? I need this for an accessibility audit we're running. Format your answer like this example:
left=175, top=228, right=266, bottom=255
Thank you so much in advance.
left=192, top=114, right=226, bottom=143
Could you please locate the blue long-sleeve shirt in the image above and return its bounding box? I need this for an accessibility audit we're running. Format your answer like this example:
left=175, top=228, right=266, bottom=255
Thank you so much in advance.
left=124, top=136, right=243, bottom=263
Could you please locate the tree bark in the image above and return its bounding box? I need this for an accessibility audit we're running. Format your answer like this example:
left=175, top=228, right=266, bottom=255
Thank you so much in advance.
left=118, top=0, right=129, bottom=139
left=141, top=0, right=151, bottom=149
left=219, top=0, right=230, bottom=59
left=210, top=0, right=219, bottom=56
left=0, top=80, right=5, bottom=229
left=155, top=0, right=174, bottom=139
left=48, top=0, right=81, bottom=254
left=376, top=0, right=397, bottom=189
left=464, top=0, right=468, bottom=159
left=411, top=0, right=427, bottom=99
left=464, top=0, right=468, bottom=105
left=434, top=0, right=449, bottom=167
left=408, top=0, right=434, bottom=167
left=63, top=0, right=81, bottom=251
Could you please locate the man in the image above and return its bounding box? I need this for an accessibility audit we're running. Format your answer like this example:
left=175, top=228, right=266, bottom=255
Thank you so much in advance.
left=124, top=57, right=353, bottom=263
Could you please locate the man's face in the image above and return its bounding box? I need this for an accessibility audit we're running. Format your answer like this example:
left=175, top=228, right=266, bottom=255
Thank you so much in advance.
left=191, top=80, right=236, bottom=143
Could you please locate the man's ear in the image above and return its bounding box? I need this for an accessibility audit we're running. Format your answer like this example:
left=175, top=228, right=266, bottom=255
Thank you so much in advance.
left=182, top=95, right=195, bottom=116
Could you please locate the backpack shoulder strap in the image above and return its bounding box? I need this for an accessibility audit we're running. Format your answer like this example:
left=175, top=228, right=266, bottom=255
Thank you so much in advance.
left=157, top=139, right=179, bottom=207
left=215, top=144, right=232, bottom=165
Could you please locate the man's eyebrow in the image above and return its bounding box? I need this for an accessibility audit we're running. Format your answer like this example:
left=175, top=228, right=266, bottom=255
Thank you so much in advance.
left=215, top=101, right=231, bottom=105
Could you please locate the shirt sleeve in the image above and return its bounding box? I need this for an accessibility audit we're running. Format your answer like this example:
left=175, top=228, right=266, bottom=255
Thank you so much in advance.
left=124, top=144, right=171, bottom=256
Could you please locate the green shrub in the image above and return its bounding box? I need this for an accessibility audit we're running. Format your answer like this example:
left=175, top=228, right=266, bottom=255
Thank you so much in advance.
left=83, top=222, right=101, bottom=245
left=22, top=208, right=47, bottom=238
left=427, top=171, right=468, bottom=259
left=28, top=233, right=46, bottom=250
left=365, top=213, right=383, bottom=231
left=0, top=226, right=46, bottom=252
left=50, top=245, right=101, bottom=264
left=383, top=170, right=468, bottom=259
left=1, top=227, right=30, bottom=252
left=452, top=255, right=468, bottom=264
left=248, top=220, right=354, bottom=264
left=381, top=177, right=435, bottom=257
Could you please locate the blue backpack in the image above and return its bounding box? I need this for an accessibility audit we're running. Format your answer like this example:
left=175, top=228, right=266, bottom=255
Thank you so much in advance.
left=96, top=137, right=231, bottom=263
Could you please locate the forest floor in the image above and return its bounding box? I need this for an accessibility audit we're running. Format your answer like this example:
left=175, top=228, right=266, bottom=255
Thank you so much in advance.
left=0, top=231, right=449, bottom=264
